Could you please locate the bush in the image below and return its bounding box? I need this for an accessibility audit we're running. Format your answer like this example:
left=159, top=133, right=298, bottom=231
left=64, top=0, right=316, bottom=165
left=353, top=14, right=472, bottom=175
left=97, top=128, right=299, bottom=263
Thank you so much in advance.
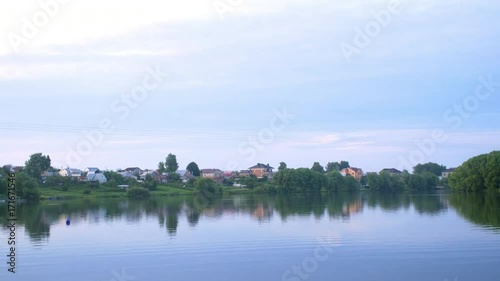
left=83, top=189, right=91, bottom=195
left=127, top=187, right=150, bottom=199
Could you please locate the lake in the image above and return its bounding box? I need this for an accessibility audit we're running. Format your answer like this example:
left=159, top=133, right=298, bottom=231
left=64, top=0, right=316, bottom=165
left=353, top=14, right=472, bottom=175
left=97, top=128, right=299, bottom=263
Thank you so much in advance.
left=1, top=192, right=500, bottom=281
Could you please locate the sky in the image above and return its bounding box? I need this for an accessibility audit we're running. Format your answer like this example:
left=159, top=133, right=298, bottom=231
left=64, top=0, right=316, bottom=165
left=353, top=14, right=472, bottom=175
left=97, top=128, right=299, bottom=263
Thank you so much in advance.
left=0, top=0, right=499, bottom=173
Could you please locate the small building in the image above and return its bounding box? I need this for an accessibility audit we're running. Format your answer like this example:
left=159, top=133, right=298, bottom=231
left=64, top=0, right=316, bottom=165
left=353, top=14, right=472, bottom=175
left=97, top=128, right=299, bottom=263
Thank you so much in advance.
left=84, top=167, right=101, bottom=174
left=175, top=170, right=193, bottom=182
left=249, top=163, right=274, bottom=178
left=124, top=167, right=143, bottom=176
left=340, top=167, right=363, bottom=180
left=87, top=173, right=107, bottom=183
left=59, top=168, right=83, bottom=179
left=201, top=169, right=224, bottom=180
left=441, top=168, right=456, bottom=178
left=239, top=170, right=251, bottom=177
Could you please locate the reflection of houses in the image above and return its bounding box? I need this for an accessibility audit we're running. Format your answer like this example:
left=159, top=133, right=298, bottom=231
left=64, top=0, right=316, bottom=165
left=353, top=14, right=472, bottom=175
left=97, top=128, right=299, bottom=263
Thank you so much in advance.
left=252, top=203, right=273, bottom=222
left=340, top=167, right=363, bottom=180
left=201, top=169, right=224, bottom=180
left=441, top=168, right=456, bottom=178
left=342, top=200, right=364, bottom=219
left=380, top=168, right=402, bottom=175
left=249, top=163, right=274, bottom=178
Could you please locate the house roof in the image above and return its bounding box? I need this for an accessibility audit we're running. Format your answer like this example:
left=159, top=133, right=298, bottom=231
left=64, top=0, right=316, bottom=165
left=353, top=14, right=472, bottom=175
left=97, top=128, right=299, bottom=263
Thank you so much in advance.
left=201, top=169, right=222, bottom=173
left=240, top=170, right=251, bottom=173
left=125, top=167, right=142, bottom=171
left=67, top=169, right=82, bottom=174
left=87, top=173, right=107, bottom=182
left=381, top=168, right=402, bottom=174
left=249, top=163, right=274, bottom=169
left=175, top=170, right=188, bottom=176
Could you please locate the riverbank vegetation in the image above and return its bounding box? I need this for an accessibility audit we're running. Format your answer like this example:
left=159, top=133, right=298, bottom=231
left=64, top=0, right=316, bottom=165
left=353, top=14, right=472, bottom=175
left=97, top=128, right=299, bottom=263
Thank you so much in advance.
left=1, top=151, right=499, bottom=200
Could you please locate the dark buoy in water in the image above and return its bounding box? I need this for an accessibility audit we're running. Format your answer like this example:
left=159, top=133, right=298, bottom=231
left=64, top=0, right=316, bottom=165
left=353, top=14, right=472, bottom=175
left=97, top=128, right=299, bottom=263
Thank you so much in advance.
left=66, top=218, right=71, bottom=226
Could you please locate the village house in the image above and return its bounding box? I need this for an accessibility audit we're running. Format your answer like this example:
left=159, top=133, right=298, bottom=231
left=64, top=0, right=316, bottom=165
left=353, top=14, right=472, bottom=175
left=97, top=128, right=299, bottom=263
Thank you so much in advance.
left=86, top=173, right=107, bottom=183
left=84, top=167, right=101, bottom=174
left=340, top=167, right=363, bottom=180
left=201, top=169, right=224, bottom=180
left=249, top=163, right=274, bottom=178
left=441, top=168, right=456, bottom=178
left=124, top=167, right=143, bottom=176
left=59, top=168, right=83, bottom=179
left=175, top=170, right=194, bottom=182
left=239, top=170, right=251, bottom=177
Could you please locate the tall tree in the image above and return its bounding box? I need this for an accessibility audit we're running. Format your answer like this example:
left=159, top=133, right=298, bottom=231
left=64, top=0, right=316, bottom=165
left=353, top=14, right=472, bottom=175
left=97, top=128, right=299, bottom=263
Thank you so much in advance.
left=158, top=161, right=166, bottom=174
left=165, top=153, right=179, bottom=173
left=311, top=162, right=325, bottom=173
left=339, top=161, right=350, bottom=170
left=278, top=162, right=287, bottom=171
left=326, top=162, right=340, bottom=172
left=24, top=153, right=51, bottom=179
left=413, top=162, right=447, bottom=177
left=186, top=162, right=201, bottom=177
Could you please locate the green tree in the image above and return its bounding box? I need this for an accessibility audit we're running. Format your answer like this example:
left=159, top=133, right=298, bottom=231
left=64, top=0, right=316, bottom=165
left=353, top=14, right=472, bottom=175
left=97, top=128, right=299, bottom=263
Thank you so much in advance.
left=278, top=162, right=287, bottom=172
left=16, top=172, right=41, bottom=200
left=449, top=151, right=500, bottom=192
left=194, top=178, right=222, bottom=195
left=311, top=162, right=325, bottom=173
left=24, top=153, right=51, bottom=180
left=339, top=161, right=350, bottom=170
left=158, top=162, right=166, bottom=174
left=103, top=171, right=125, bottom=185
left=166, top=153, right=179, bottom=173
left=325, top=171, right=344, bottom=192
left=186, top=162, right=201, bottom=177
left=0, top=178, right=7, bottom=195
left=413, top=162, right=447, bottom=177
left=326, top=162, right=340, bottom=173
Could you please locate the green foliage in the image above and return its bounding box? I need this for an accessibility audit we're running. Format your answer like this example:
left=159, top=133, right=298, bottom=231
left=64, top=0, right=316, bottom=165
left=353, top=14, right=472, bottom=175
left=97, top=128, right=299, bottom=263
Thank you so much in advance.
left=325, top=161, right=350, bottom=173
left=158, top=161, right=166, bottom=174
left=0, top=178, right=7, bottom=195
left=367, top=172, right=405, bottom=192
left=274, top=168, right=327, bottom=193
left=103, top=171, right=125, bottom=185
left=311, top=162, right=325, bottom=173
left=165, top=153, right=179, bottom=173
left=83, top=189, right=91, bottom=195
left=325, top=171, right=344, bottom=192
left=278, top=162, right=287, bottom=172
left=186, top=162, right=201, bottom=177
left=24, top=153, right=51, bottom=180
left=413, top=162, right=447, bottom=177
left=407, top=174, right=427, bottom=191
left=127, top=187, right=151, bottom=199
left=168, top=172, right=181, bottom=183
left=240, top=175, right=258, bottom=189
left=194, top=178, right=223, bottom=196
left=16, top=172, right=41, bottom=200
left=449, top=151, right=500, bottom=192
left=325, top=162, right=339, bottom=173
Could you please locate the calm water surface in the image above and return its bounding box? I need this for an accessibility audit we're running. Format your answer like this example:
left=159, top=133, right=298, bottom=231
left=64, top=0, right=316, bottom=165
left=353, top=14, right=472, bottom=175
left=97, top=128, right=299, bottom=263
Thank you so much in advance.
left=1, top=192, right=499, bottom=281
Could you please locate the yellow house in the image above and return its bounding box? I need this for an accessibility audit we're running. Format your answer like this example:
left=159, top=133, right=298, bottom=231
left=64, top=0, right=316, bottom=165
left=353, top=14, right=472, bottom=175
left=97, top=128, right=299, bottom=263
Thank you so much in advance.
left=340, top=167, right=363, bottom=180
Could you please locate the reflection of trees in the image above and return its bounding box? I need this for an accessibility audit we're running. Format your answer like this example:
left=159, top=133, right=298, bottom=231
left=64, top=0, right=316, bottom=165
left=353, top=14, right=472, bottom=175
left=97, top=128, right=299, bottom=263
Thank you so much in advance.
left=449, top=193, right=500, bottom=230
left=412, top=194, right=447, bottom=215
left=2, top=191, right=485, bottom=244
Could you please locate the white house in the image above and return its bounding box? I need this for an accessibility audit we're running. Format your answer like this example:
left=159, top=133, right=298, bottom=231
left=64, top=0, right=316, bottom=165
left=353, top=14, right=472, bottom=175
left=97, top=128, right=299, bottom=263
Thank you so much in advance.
left=84, top=167, right=101, bottom=174
left=87, top=173, right=107, bottom=183
left=59, top=168, right=82, bottom=178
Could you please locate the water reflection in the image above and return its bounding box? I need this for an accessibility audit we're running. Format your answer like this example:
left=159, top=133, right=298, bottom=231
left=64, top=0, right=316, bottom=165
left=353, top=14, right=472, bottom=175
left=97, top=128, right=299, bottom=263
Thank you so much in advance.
left=1, top=192, right=498, bottom=242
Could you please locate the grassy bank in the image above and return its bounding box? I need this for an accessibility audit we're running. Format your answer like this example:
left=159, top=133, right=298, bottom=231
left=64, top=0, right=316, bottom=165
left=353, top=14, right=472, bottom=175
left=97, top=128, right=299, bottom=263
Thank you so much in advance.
left=39, top=184, right=194, bottom=200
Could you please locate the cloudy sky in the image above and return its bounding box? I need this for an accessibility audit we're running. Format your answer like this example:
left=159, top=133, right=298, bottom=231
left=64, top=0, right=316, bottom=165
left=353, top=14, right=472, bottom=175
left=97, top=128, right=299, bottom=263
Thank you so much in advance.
left=0, top=0, right=499, bottom=172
